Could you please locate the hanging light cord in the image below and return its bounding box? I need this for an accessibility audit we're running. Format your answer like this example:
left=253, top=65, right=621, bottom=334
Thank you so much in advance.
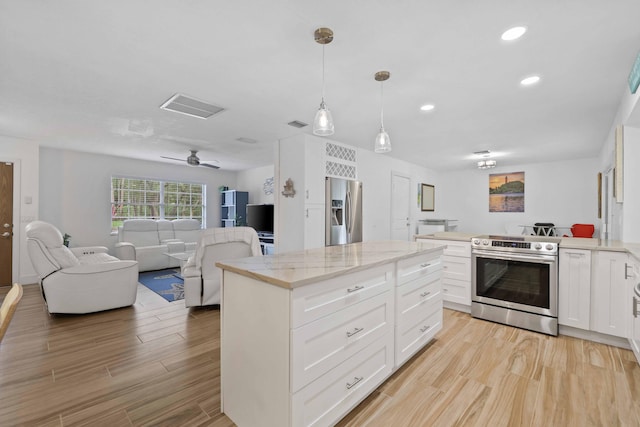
left=321, top=45, right=326, bottom=104
left=380, top=81, right=385, bottom=129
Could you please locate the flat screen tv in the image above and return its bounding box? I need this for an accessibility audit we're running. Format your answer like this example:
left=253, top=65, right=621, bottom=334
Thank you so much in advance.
left=245, top=204, right=274, bottom=234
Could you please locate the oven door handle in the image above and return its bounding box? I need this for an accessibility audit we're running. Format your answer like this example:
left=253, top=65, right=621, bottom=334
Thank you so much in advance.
left=472, top=249, right=557, bottom=264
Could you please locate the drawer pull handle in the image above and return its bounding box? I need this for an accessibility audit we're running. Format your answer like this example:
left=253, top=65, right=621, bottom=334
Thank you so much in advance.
left=346, top=327, right=364, bottom=337
left=420, top=325, right=430, bottom=333
left=347, top=285, right=364, bottom=293
left=420, top=291, right=431, bottom=298
left=420, top=263, right=431, bottom=268
left=346, top=376, right=363, bottom=389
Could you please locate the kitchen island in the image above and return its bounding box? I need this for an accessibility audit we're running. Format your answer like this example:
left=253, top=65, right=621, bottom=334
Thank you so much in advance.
left=216, top=240, right=445, bottom=427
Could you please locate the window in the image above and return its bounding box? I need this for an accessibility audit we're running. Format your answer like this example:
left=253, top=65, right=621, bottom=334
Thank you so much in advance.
left=111, top=176, right=206, bottom=232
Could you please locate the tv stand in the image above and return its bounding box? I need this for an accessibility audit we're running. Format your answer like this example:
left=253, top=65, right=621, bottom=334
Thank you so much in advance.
left=257, top=232, right=274, bottom=255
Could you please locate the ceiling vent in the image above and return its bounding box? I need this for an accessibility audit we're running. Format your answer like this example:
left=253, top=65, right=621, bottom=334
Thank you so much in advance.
left=236, top=137, right=258, bottom=144
left=288, top=120, right=309, bottom=128
left=159, top=93, right=225, bottom=119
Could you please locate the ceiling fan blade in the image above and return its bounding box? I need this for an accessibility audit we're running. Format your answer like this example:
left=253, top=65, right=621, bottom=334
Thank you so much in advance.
left=200, top=163, right=220, bottom=169
left=160, top=156, right=187, bottom=162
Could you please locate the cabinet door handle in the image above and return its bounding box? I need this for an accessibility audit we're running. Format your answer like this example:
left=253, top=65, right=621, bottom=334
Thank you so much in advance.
left=306, top=189, right=309, bottom=199
left=634, top=296, right=639, bottom=319
left=420, top=291, right=431, bottom=298
left=347, top=285, right=364, bottom=293
left=625, top=263, right=631, bottom=280
left=346, top=376, right=363, bottom=389
left=346, top=327, right=364, bottom=337
left=420, top=325, right=430, bottom=333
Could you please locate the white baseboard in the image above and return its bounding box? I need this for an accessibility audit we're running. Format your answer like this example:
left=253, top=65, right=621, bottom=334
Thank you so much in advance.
left=559, top=325, right=630, bottom=350
left=443, top=301, right=471, bottom=314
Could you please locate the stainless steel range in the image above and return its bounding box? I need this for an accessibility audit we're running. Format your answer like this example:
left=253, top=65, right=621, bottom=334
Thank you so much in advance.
left=471, top=235, right=560, bottom=336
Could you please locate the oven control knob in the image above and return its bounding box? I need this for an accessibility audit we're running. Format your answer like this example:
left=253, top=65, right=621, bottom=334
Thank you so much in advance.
left=472, top=239, right=480, bottom=245
left=482, top=239, right=489, bottom=246
left=546, top=244, right=554, bottom=251
left=534, top=243, right=542, bottom=250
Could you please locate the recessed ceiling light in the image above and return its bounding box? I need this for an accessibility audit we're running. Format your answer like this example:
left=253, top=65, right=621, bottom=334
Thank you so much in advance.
left=420, top=104, right=435, bottom=112
left=520, top=75, right=541, bottom=86
left=501, top=26, right=527, bottom=41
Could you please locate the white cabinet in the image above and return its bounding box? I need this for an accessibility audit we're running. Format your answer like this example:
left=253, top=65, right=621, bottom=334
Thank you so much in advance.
left=558, top=248, right=591, bottom=330
left=221, top=249, right=443, bottom=427
left=395, top=252, right=443, bottom=365
left=417, top=238, right=471, bottom=311
left=304, top=139, right=325, bottom=205
left=278, top=134, right=327, bottom=251
left=304, top=205, right=325, bottom=250
left=591, top=251, right=628, bottom=338
left=627, top=255, right=640, bottom=364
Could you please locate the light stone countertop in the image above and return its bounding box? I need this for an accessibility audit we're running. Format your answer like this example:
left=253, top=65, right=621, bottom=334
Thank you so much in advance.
left=414, top=231, right=481, bottom=242
left=216, top=240, right=446, bottom=289
left=560, top=237, right=640, bottom=260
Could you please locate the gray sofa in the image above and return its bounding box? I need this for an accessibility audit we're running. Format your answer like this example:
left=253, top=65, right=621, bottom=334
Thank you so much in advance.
left=114, top=219, right=202, bottom=272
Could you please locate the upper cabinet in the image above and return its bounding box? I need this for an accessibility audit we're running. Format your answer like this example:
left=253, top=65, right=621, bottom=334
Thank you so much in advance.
left=623, top=126, right=640, bottom=242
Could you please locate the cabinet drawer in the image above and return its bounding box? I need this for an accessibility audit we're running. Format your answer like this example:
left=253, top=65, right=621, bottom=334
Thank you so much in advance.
left=396, top=273, right=442, bottom=318
left=292, top=264, right=394, bottom=328
left=396, top=307, right=443, bottom=366
left=442, top=255, right=471, bottom=281
left=292, top=333, right=394, bottom=427
left=291, top=291, right=393, bottom=392
left=397, top=253, right=442, bottom=286
left=442, top=277, right=470, bottom=305
left=425, top=239, right=471, bottom=257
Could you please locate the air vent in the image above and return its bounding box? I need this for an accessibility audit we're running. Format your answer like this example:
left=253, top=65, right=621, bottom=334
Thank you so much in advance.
left=288, top=120, right=308, bottom=128
left=473, top=150, right=491, bottom=156
left=160, top=94, right=225, bottom=119
left=236, top=137, right=258, bottom=144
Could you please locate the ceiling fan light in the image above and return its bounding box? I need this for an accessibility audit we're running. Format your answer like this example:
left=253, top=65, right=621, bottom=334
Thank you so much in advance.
left=374, top=128, right=392, bottom=153
left=312, top=102, right=334, bottom=136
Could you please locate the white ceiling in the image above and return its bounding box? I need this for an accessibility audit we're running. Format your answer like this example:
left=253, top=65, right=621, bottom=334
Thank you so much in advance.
left=2, top=1, right=640, bottom=171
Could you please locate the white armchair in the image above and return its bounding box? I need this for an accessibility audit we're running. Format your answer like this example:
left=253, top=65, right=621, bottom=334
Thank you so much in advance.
left=25, top=221, right=139, bottom=314
left=183, top=227, right=262, bottom=307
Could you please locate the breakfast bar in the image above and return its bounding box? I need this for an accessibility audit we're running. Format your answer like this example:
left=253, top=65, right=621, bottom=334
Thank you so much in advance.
left=216, top=240, right=445, bottom=427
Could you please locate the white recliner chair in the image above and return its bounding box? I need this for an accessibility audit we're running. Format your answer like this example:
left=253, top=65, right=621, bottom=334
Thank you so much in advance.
left=182, top=227, right=262, bottom=307
left=25, top=221, right=139, bottom=314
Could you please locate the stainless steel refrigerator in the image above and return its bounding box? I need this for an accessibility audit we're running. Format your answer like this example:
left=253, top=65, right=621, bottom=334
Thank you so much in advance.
left=325, top=177, right=363, bottom=246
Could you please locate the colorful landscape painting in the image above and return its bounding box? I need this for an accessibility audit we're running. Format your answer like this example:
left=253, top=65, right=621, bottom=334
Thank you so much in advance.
left=489, top=172, right=525, bottom=212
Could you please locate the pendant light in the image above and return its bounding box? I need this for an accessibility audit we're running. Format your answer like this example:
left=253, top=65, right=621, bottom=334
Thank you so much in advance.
left=312, top=28, right=335, bottom=136
left=374, top=71, right=391, bottom=153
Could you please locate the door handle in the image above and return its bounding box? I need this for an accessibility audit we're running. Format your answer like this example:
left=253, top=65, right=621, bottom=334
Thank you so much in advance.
left=1, top=232, right=10, bottom=238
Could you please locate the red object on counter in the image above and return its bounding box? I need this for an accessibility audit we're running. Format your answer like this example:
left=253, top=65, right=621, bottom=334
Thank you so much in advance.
left=571, top=224, right=594, bottom=238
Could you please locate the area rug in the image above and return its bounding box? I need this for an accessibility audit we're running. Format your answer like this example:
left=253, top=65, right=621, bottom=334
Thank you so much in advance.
left=138, top=268, right=184, bottom=302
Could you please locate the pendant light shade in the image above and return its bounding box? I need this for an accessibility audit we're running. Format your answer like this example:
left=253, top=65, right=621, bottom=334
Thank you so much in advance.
left=374, top=128, right=392, bottom=153
left=374, top=71, right=392, bottom=153
left=312, top=28, right=335, bottom=136
left=313, top=100, right=334, bottom=136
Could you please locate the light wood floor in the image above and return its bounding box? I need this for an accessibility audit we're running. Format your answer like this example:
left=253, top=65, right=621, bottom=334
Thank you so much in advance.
left=1, top=285, right=639, bottom=426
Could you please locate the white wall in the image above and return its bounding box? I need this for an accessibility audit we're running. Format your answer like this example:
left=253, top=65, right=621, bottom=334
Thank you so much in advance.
left=237, top=165, right=275, bottom=205
left=0, top=137, right=40, bottom=284
left=357, top=149, right=440, bottom=240
left=39, top=147, right=238, bottom=253
left=438, top=157, right=600, bottom=236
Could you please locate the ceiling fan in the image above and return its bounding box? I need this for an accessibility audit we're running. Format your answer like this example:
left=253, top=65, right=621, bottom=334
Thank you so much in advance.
left=161, top=150, right=220, bottom=169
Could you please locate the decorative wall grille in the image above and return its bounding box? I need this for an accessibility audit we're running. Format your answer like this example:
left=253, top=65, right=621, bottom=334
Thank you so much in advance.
left=325, top=161, right=357, bottom=179
left=325, top=142, right=356, bottom=163
left=325, top=141, right=357, bottom=179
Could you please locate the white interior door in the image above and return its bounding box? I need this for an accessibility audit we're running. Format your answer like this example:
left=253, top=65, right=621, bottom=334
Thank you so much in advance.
left=391, top=173, right=411, bottom=241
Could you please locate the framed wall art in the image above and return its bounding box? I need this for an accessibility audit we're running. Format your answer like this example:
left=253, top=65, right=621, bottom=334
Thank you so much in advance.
left=421, top=183, right=434, bottom=212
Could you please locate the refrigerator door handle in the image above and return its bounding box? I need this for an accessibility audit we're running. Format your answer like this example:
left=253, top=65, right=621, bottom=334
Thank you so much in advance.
left=345, top=190, right=351, bottom=236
